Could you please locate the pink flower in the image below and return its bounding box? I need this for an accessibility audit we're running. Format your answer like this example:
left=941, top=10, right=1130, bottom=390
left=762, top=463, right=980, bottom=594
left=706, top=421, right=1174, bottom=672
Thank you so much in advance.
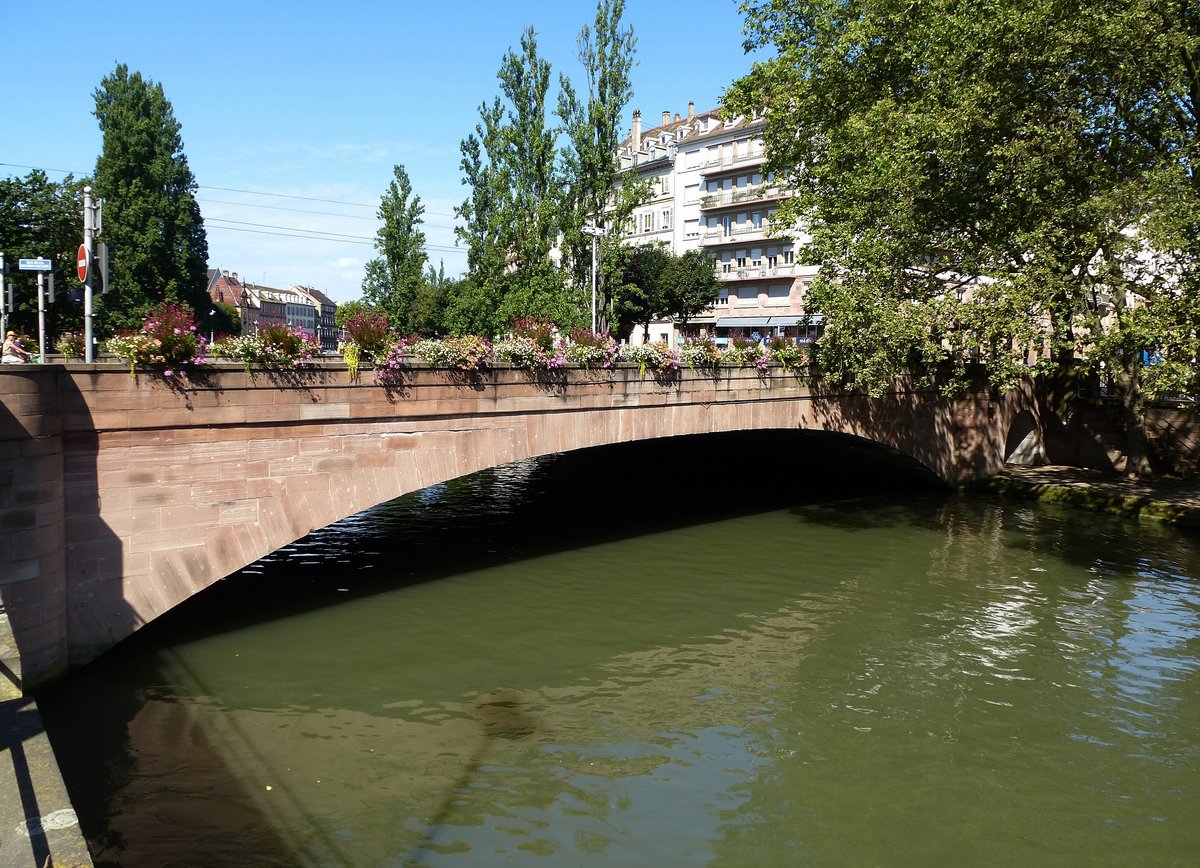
left=163, top=369, right=174, bottom=377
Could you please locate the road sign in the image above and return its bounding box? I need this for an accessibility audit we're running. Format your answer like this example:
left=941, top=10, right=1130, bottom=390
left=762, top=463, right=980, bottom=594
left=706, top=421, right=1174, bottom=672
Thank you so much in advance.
left=19, top=258, right=52, bottom=271
left=77, top=245, right=90, bottom=283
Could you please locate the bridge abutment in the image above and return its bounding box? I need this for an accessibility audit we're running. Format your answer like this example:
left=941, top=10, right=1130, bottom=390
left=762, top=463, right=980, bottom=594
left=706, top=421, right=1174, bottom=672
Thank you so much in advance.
left=0, top=370, right=69, bottom=694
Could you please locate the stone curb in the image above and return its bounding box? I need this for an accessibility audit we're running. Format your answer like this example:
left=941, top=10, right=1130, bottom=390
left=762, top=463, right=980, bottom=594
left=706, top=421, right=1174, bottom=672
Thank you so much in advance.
left=980, top=467, right=1200, bottom=529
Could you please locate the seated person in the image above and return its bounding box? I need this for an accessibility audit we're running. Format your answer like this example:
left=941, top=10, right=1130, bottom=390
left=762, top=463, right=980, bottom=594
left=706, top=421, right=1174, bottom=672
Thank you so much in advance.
left=2, top=330, right=33, bottom=364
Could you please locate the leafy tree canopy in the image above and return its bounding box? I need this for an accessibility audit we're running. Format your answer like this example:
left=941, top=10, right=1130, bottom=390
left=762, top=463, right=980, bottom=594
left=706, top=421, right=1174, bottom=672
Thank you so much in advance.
left=557, top=0, right=646, bottom=333
left=0, top=170, right=87, bottom=341
left=454, top=28, right=566, bottom=335
left=361, top=164, right=428, bottom=334
left=726, top=0, right=1200, bottom=472
left=92, top=63, right=209, bottom=336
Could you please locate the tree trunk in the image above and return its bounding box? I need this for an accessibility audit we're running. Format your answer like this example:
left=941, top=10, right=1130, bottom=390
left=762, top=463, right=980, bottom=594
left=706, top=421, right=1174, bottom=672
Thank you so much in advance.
left=1118, top=356, right=1153, bottom=477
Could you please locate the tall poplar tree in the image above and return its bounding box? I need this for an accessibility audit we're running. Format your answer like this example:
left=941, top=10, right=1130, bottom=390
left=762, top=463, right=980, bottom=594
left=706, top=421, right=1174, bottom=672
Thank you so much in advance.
left=557, top=0, right=645, bottom=335
left=362, top=163, right=428, bottom=334
left=92, top=64, right=209, bottom=335
left=452, top=28, right=565, bottom=334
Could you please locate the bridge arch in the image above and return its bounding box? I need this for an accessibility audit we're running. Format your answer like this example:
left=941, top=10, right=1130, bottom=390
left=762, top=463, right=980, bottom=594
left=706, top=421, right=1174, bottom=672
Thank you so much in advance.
left=1, top=363, right=1042, bottom=689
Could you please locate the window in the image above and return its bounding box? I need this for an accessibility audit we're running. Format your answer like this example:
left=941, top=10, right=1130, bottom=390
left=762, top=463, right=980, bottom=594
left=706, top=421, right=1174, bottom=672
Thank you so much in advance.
left=642, top=212, right=654, bottom=233
left=661, top=208, right=673, bottom=230
left=660, top=175, right=671, bottom=195
left=767, top=254, right=777, bottom=268
left=716, top=288, right=729, bottom=306
left=736, top=256, right=747, bottom=268
left=722, top=215, right=732, bottom=236
left=782, top=249, right=795, bottom=265
left=751, top=211, right=763, bottom=229
left=767, top=284, right=791, bottom=306
left=751, top=257, right=761, bottom=268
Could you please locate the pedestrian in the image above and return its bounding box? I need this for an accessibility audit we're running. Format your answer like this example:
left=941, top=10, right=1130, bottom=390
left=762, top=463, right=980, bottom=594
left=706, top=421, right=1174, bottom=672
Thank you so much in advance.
left=2, top=330, right=32, bottom=364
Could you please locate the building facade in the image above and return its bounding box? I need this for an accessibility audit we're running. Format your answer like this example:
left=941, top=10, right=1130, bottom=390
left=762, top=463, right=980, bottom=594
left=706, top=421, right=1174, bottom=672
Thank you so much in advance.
left=208, top=269, right=335, bottom=346
left=616, top=103, right=821, bottom=346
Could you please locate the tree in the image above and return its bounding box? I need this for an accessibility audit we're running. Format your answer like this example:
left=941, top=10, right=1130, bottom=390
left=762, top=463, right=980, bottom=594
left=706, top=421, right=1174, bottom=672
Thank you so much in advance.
left=453, top=28, right=566, bottom=334
left=726, top=0, right=1200, bottom=474
left=410, top=261, right=454, bottom=337
left=0, top=170, right=87, bottom=341
left=334, top=300, right=369, bottom=330
left=612, top=243, right=671, bottom=342
left=557, top=0, right=646, bottom=334
left=660, top=250, right=722, bottom=339
left=362, top=164, right=428, bottom=333
left=92, top=64, right=209, bottom=335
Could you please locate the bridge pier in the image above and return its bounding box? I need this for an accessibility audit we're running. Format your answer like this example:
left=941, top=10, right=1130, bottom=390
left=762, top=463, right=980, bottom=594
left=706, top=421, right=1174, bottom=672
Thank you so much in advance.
left=0, top=370, right=69, bottom=694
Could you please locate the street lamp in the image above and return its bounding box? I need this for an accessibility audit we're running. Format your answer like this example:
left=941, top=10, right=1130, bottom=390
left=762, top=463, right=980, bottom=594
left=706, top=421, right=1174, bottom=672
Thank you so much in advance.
left=209, top=309, right=216, bottom=345
left=581, top=222, right=604, bottom=334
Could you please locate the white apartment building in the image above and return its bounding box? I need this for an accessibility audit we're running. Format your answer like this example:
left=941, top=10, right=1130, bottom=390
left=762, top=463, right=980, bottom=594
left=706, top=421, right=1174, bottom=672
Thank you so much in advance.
left=616, top=103, right=822, bottom=346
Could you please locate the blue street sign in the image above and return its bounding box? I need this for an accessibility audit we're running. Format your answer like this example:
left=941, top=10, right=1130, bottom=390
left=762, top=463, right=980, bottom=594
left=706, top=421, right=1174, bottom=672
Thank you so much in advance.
left=18, top=258, right=52, bottom=271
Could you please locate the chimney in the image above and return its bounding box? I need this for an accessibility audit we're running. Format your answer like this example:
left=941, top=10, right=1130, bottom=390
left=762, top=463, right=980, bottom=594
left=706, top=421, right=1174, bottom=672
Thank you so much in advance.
left=231, top=272, right=239, bottom=284
left=688, top=101, right=695, bottom=120
left=632, top=109, right=641, bottom=150
left=662, top=110, right=670, bottom=126
left=674, top=113, right=681, bottom=122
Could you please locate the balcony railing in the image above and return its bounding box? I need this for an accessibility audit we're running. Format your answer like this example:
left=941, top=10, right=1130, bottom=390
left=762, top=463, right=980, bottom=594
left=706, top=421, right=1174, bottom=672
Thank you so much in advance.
left=715, top=263, right=798, bottom=281
left=698, top=149, right=767, bottom=174
left=698, top=185, right=788, bottom=210
left=702, top=223, right=784, bottom=244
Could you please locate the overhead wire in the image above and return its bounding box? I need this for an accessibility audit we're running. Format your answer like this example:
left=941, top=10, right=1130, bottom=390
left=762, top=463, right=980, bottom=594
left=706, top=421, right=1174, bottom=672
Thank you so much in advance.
left=1, top=161, right=462, bottom=218
left=3, top=160, right=463, bottom=254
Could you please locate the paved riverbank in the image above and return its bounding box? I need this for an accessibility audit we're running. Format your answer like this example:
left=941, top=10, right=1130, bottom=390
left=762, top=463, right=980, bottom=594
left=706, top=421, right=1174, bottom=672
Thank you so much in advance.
left=985, top=464, right=1200, bottom=529
left=0, top=698, right=92, bottom=867
left=0, top=610, right=92, bottom=867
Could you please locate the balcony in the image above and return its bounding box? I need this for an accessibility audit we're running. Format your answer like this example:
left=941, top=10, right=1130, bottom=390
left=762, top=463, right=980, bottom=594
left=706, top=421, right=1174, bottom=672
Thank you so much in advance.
left=702, top=223, right=788, bottom=245
left=698, top=149, right=767, bottom=176
left=698, top=184, right=788, bottom=211
left=715, top=263, right=798, bottom=281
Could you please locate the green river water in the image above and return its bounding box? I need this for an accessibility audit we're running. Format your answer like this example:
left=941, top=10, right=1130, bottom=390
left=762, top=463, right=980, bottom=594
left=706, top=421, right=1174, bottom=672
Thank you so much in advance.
left=40, top=435, right=1200, bottom=867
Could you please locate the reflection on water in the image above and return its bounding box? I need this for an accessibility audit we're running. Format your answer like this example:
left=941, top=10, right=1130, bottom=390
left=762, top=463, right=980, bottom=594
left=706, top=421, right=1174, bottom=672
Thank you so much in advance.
left=40, top=439, right=1200, bottom=867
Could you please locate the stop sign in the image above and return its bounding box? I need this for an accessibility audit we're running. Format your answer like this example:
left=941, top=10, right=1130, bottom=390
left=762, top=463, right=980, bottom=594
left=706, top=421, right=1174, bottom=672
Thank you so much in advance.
left=76, top=244, right=90, bottom=283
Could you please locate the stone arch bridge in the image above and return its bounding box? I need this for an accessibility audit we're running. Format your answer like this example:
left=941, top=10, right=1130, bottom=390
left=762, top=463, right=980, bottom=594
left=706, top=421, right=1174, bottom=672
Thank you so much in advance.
left=1, top=362, right=1050, bottom=692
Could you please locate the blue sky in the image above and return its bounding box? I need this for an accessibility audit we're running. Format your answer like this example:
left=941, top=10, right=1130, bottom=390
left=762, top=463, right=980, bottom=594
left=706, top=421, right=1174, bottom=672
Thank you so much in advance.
left=2, top=0, right=764, bottom=302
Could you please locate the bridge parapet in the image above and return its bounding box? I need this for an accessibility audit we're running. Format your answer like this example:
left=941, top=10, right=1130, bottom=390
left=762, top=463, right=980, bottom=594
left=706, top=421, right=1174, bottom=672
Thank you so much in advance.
left=1, top=362, right=1032, bottom=692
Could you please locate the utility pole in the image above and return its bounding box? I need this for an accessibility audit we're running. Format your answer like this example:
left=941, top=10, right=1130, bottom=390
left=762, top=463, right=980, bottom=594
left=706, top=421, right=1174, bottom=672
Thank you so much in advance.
left=582, top=223, right=605, bottom=334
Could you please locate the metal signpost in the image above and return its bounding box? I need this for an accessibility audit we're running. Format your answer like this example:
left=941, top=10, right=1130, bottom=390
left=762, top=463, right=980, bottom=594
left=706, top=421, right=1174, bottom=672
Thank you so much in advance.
left=0, top=253, right=8, bottom=338
left=18, top=258, right=52, bottom=364
left=83, top=188, right=97, bottom=362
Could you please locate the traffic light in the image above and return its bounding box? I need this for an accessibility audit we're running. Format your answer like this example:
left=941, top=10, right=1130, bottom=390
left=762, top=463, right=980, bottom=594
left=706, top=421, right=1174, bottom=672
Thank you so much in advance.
left=0, top=253, right=9, bottom=277
left=98, top=243, right=110, bottom=293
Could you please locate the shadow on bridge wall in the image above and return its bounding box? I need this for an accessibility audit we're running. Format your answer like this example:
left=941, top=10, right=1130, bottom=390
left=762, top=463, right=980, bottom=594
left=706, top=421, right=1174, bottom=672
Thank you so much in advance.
left=797, top=369, right=1049, bottom=486
left=0, top=368, right=132, bottom=694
